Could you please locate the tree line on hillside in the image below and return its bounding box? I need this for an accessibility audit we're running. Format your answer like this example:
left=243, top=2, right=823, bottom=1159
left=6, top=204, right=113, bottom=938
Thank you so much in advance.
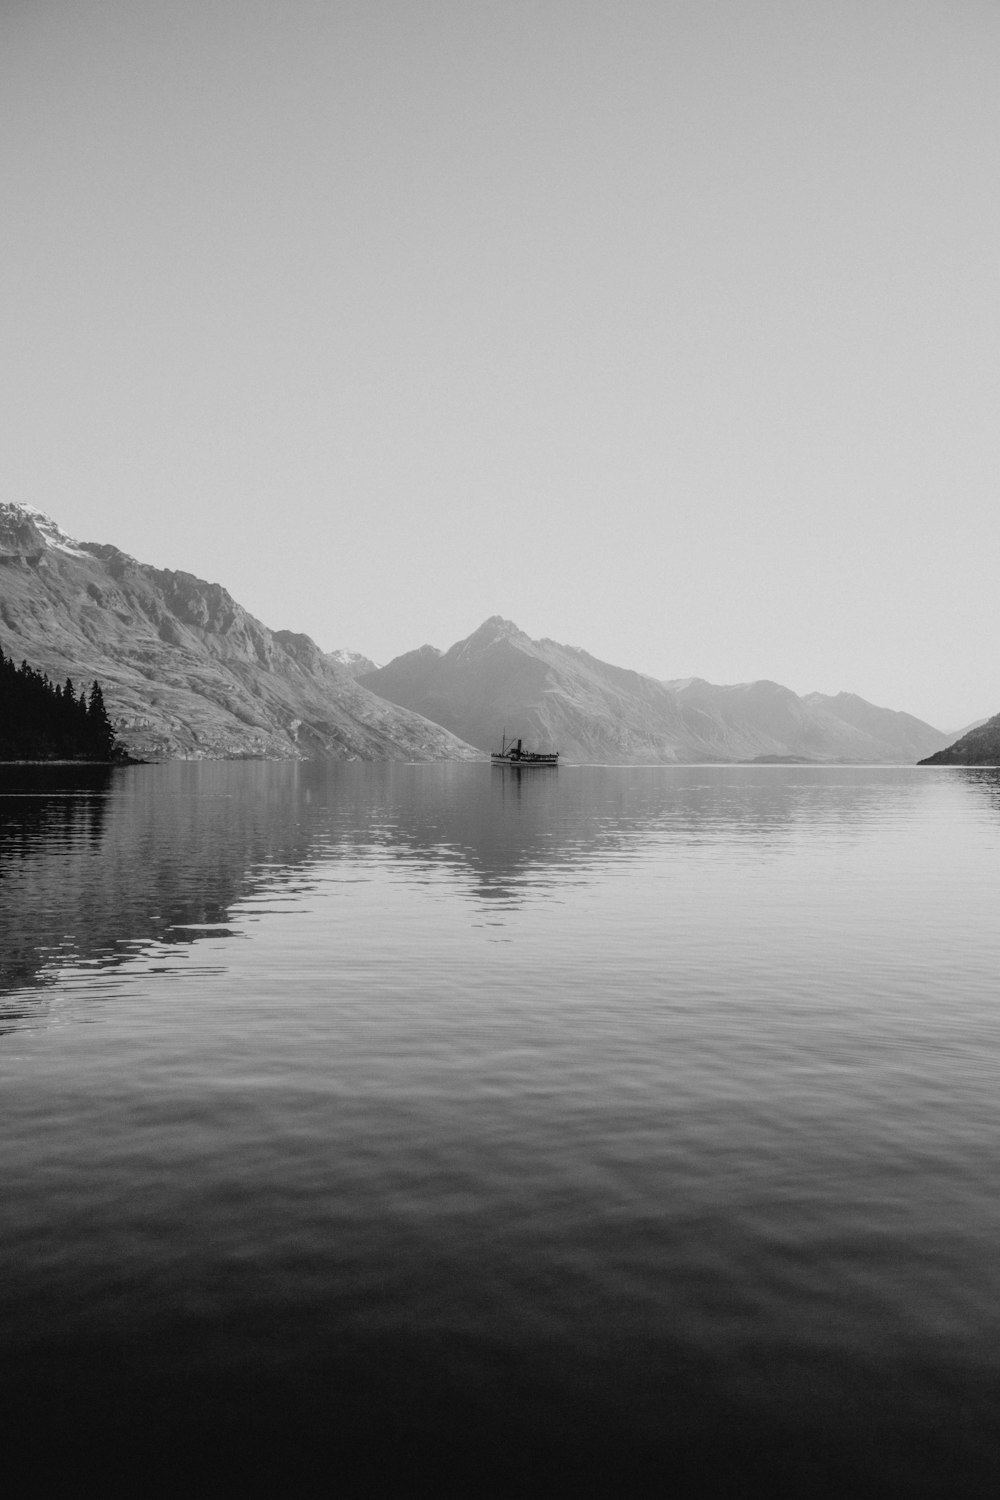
left=0, top=645, right=128, bottom=761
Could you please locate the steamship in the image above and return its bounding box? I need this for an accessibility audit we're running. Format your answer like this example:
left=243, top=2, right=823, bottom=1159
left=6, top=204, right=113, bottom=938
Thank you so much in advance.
left=491, top=732, right=559, bottom=767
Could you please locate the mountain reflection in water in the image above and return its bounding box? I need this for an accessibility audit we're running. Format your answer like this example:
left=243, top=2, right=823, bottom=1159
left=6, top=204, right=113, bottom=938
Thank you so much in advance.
left=3, top=762, right=1000, bottom=1493
left=0, top=760, right=950, bottom=1010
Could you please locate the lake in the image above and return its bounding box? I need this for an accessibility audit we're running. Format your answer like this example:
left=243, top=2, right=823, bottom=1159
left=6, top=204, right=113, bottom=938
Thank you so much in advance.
left=2, top=761, right=1000, bottom=1493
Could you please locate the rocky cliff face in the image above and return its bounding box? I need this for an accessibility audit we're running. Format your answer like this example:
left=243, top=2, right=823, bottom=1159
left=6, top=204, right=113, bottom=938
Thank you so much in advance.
left=918, top=716, right=1000, bottom=765
left=0, top=503, right=477, bottom=762
left=361, top=616, right=951, bottom=764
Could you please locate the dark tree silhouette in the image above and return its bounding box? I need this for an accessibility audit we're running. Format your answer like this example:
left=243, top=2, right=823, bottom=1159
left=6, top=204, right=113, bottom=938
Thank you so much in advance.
left=87, top=680, right=118, bottom=760
left=0, top=646, right=129, bottom=761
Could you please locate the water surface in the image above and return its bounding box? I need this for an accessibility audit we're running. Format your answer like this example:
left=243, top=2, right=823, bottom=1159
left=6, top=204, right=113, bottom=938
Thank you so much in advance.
left=2, top=762, right=999, bottom=1492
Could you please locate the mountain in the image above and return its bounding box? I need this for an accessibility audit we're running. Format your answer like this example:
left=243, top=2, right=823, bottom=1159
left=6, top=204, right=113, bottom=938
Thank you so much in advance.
left=325, top=649, right=380, bottom=679
left=918, top=715, right=1000, bottom=766
left=946, top=717, right=990, bottom=739
left=801, top=691, right=951, bottom=764
left=0, top=503, right=477, bottom=762
left=361, top=617, right=952, bottom=764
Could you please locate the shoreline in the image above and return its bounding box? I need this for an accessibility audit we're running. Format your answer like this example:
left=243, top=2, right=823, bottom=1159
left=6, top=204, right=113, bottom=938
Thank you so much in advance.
left=0, top=758, right=144, bottom=767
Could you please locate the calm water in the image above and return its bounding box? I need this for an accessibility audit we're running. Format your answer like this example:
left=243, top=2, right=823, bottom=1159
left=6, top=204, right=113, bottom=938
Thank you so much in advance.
left=3, top=761, right=1000, bottom=1493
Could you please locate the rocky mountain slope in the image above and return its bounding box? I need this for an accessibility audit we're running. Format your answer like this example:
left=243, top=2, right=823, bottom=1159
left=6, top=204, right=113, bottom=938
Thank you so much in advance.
left=918, top=716, right=1000, bottom=765
left=361, top=617, right=951, bottom=764
left=0, top=503, right=477, bottom=761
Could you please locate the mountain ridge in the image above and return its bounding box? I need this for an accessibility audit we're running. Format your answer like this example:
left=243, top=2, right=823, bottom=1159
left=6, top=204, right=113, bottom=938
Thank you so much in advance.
left=361, top=616, right=951, bottom=764
left=0, top=506, right=958, bottom=765
left=0, top=503, right=478, bottom=762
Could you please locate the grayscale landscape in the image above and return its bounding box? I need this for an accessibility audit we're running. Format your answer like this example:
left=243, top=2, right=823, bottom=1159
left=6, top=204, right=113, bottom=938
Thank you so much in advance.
left=1, top=501, right=957, bottom=765
left=3, top=2, right=1000, bottom=1494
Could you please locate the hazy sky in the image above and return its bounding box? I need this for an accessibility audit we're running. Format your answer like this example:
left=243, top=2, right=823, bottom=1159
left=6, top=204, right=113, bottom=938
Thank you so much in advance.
left=3, top=0, right=998, bottom=728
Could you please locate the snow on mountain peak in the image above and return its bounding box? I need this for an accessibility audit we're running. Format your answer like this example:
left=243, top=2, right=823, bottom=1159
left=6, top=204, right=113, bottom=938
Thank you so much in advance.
left=0, top=501, right=87, bottom=556
left=329, top=649, right=379, bottom=668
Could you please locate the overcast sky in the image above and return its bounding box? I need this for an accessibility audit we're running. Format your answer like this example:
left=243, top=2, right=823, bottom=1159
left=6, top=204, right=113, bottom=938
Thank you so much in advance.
left=3, top=0, right=998, bottom=728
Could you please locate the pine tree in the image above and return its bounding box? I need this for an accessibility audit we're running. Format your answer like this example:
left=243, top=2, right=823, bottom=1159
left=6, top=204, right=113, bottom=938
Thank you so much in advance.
left=0, top=643, right=127, bottom=761
left=87, top=681, right=117, bottom=759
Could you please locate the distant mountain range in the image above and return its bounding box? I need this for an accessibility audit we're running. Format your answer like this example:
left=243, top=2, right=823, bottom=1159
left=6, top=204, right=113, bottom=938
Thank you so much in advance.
left=0, top=504, right=962, bottom=764
left=0, top=503, right=475, bottom=761
left=361, top=616, right=953, bottom=764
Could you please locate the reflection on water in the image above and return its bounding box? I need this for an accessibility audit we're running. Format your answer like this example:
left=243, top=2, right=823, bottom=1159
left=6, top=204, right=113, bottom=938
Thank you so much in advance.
left=0, top=760, right=964, bottom=1011
left=3, top=762, right=1000, bottom=1492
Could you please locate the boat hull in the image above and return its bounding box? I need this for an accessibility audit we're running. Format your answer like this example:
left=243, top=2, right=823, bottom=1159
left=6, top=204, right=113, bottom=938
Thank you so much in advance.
left=490, top=753, right=559, bottom=767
